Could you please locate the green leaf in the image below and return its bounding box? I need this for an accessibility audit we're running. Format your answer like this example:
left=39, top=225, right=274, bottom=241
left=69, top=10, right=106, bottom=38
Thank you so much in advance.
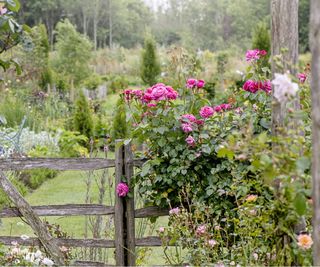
left=296, top=156, right=311, bottom=173
left=217, top=147, right=234, bottom=160
left=140, top=163, right=150, bottom=177
left=6, top=0, right=20, bottom=12
left=293, top=193, right=307, bottom=216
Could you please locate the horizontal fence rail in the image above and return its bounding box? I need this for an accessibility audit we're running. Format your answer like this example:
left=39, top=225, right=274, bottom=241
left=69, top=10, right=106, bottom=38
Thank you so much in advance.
left=0, top=236, right=164, bottom=248
left=0, top=204, right=115, bottom=218
left=0, top=158, right=115, bottom=171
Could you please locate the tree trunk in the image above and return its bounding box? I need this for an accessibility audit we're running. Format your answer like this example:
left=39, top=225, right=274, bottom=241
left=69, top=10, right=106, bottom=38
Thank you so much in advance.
left=271, top=0, right=299, bottom=134
left=310, top=0, right=320, bottom=264
left=93, top=0, right=98, bottom=51
left=109, top=0, right=113, bottom=48
left=0, top=171, right=65, bottom=264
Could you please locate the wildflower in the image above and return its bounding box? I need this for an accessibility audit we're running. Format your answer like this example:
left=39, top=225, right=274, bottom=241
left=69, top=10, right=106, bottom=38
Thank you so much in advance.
left=187, top=78, right=198, bottom=88
left=116, top=182, right=129, bottom=197
left=42, top=258, right=54, bottom=266
left=197, top=79, right=205, bottom=88
left=252, top=252, right=259, bottom=261
left=60, top=246, right=69, bottom=253
left=272, top=73, right=299, bottom=103
left=246, top=194, right=258, bottom=202
left=297, top=234, right=313, bottom=249
left=199, top=106, right=214, bottom=118
left=159, top=227, right=165, bottom=233
left=181, top=123, right=193, bottom=133
left=0, top=4, right=7, bottom=15
left=185, top=135, right=196, bottom=146
left=207, top=239, right=217, bottom=247
left=169, top=207, right=180, bottom=215
left=196, top=224, right=207, bottom=235
left=298, top=73, right=307, bottom=83
left=20, top=234, right=30, bottom=240
left=34, top=250, right=42, bottom=258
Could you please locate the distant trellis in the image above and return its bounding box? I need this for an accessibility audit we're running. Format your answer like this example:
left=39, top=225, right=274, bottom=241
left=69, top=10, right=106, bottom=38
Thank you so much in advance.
left=0, top=116, right=26, bottom=158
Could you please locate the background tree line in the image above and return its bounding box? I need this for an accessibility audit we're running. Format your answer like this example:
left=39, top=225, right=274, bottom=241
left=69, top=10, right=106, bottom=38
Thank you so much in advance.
left=17, top=0, right=310, bottom=52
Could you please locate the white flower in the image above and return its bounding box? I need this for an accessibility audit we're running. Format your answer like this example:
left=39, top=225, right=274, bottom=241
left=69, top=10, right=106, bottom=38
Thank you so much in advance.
left=11, top=247, right=20, bottom=255
left=20, top=234, right=30, bottom=240
left=42, top=258, right=54, bottom=266
left=271, top=73, right=299, bottom=103
left=34, top=250, right=42, bottom=258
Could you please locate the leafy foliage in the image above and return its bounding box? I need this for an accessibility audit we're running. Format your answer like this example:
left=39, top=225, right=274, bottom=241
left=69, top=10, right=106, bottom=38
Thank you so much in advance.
left=140, top=35, right=161, bottom=86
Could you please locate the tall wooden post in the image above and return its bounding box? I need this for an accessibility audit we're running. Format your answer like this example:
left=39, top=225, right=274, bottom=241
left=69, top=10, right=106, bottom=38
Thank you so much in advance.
left=124, top=143, right=135, bottom=266
left=310, top=0, right=320, bottom=264
left=271, top=0, right=299, bottom=134
left=115, top=140, right=125, bottom=266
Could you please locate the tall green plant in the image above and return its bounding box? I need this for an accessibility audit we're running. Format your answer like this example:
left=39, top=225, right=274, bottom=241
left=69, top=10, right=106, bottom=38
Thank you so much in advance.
left=252, top=22, right=271, bottom=53
left=73, top=91, right=94, bottom=139
left=53, top=19, right=92, bottom=86
left=140, top=35, right=161, bottom=86
left=112, top=98, right=128, bottom=142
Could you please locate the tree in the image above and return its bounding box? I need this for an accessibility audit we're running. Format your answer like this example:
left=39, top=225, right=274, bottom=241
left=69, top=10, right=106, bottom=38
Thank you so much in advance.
left=310, top=0, right=320, bottom=264
left=140, top=35, right=161, bottom=86
left=52, top=19, right=92, bottom=86
left=252, top=22, right=271, bottom=53
left=73, top=91, right=94, bottom=139
left=112, top=98, right=128, bottom=142
left=271, top=0, right=299, bottom=135
left=299, top=0, right=310, bottom=53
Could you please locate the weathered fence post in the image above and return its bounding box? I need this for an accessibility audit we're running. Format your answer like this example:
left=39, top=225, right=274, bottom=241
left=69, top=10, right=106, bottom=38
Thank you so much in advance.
left=124, top=142, right=135, bottom=266
left=0, top=171, right=65, bottom=265
left=115, top=140, right=125, bottom=266
left=310, top=0, right=320, bottom=264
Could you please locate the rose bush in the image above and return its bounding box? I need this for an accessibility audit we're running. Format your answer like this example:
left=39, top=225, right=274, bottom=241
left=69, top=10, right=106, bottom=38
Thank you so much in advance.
left=124, top=50, right=312, bottom=265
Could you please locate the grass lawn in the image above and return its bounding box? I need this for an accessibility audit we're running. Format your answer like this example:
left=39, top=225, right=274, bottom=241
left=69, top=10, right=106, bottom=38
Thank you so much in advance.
left=0, top=169, right=172, bottom=265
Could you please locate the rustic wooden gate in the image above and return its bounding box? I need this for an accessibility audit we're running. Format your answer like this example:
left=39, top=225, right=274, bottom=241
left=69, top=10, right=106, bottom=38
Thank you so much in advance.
left=0, top=141, right=168, bottom=266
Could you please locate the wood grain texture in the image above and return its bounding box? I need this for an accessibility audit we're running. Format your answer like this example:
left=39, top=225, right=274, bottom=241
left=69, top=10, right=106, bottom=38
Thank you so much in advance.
left=0, top=171, right=65, bottom=264
left=0, top=236, right=115, bottom=248
left=0, top=204, right=115, bottom=218
left=0, top=158, right=115, bottom=171
left=134, top=206, right=169, bottom=218
left=310, top=0, right=320, bottom=264
left=73, top=261, right=113, bottom=266
left=124, top=143, right=135, bottom=266
left=271, top=0, right=299, bottom=135
left=114, top=141, right=125, bottom=266
left=135, top=236, right=163, bottom=247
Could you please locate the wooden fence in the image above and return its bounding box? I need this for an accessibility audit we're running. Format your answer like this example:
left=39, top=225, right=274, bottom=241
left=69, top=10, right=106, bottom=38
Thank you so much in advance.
left=0, top=140, right=169, bottom=266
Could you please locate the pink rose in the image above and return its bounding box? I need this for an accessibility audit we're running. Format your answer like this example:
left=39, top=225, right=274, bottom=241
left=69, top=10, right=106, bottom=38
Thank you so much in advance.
left=132, top=89, right=143, bottom=98
left=199, top=106, right=214, bottom=118
left=197, top=80, right=205, bottom=88
left=159, top=227, right=165, bottom=233
left=166, top=86, right=179, bottom=100
left=181, top=123, right=193, bottom=133
left=116, top=182, right=129, bottom=197
left=262, top=80, right=272, bottom=93
left=185, top=135, right=195, bottom=146
left=298, top=73, right=307, bottom=84
left=220, top=103, right=232, bottom=110
left=186, top=78, right=198, bottom=88
left=259, top=50, right=267, bottom=56
left=214, top=105, right=223, bottom=112
left=246, top=49, right=260, bottom=62
left=152, top=85, right=167, bottom=100
left=181, top=114, right=197, bottom=122
left=142, top=93, right=153, bottom=103
left=147, top=103, right=156, bottom=108
left=243, top=80, right=259, bottom=93
left=195, top=119, right=204, bottom=126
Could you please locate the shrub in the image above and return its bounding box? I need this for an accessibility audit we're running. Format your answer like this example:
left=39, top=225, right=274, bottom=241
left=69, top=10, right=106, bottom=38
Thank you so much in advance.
left=83, top=74, right=103, bottom=91
left=73, top=91, right=94, bottom=139
left=140, top=35, right=161, bottom=86
left=53, top=19, right=92, bottom=86
left=58, top=130, right=88, bottom=157
left=111, top=98, right=128, bottom=144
